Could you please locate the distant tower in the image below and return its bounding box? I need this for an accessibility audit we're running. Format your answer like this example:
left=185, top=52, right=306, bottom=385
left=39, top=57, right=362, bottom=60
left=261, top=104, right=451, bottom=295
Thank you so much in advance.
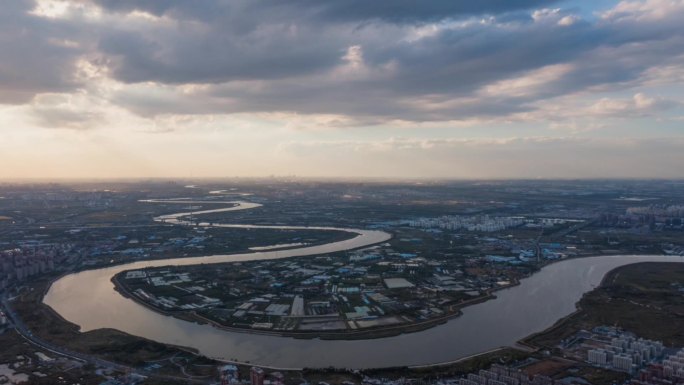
left=250, top=367, right=265, bottom=385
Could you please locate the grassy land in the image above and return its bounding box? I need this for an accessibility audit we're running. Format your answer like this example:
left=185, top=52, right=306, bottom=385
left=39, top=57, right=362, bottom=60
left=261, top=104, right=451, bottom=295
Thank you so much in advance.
left=521, top=357, right=630, bottom=385
left=525, top=262, right=684, bottom=348
left=572, top=366, right=630, bottom=385
left=354, top=348, right=530, bottom=381
left=513, top=261, right=684, bottom=385
left=300, top=348, right=530, bottom=385
left=15, top=284, right=178, bottom=366
left=0, top=330, right=107, bottom=385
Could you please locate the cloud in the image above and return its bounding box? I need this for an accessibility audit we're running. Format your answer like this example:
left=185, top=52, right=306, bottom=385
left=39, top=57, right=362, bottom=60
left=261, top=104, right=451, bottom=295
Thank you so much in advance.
left=1, top=0, right=683, bottom=127
left=86, top=0, right=684, bottom=123
left=0, top=0, right=87, bottom=104
left=28, top=93, right=106, bottom=129
left=89, top=0, right=564, bottom=23
left=31, top=105, right=104, bottom=129
left=601, top=0, right=684, bottom=22
left=589, top=93, right=680, bottom=117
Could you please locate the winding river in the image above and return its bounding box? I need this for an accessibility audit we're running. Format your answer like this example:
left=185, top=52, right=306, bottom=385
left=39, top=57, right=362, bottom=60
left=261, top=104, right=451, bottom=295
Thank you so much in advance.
left=44, top=199, right=684, bottom=369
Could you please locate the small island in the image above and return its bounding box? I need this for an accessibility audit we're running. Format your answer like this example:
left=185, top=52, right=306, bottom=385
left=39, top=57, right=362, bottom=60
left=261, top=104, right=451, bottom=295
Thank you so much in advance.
left=112, top=243, right=529, bottom=339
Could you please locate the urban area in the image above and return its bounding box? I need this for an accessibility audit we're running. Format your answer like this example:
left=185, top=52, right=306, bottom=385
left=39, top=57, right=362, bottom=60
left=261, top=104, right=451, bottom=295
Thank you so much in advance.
left=0, top=180, right=683, bottom=384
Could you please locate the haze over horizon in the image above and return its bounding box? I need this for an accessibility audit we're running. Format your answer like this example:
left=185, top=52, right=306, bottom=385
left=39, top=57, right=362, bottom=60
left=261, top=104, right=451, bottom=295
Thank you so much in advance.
left=2, top=0, right=684, bottom=179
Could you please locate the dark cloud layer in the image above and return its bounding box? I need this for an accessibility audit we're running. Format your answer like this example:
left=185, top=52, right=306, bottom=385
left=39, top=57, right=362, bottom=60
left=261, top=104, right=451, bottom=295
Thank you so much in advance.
left=90, top=0, right=563, bottom=22
left=0, top=0, right=86, bottom=104
left=1, top=0, right=684, bottom=124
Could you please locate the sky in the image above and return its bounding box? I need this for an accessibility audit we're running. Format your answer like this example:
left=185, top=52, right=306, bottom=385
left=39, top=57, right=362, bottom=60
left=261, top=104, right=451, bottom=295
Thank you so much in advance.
left=1, top=0, right=684, bottom=179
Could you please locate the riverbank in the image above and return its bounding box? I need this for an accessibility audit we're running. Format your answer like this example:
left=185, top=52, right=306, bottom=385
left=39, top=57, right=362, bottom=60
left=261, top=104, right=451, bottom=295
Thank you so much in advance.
left=22, top=256, right=684, bottom=374
left=41, top=194, right=684, bottom=369
left=45, top=254, right=684, bottom=369
left=14, top=275, right=534, bottom=375
left=520, top=261, right=684, bottom=349
left=10, top=276, right=206, bottom=366
left=111, top=267, right=511, bottom=340
left=105, top=236, right=653, bottom=345
left=14, top=275, right=531, bottom=377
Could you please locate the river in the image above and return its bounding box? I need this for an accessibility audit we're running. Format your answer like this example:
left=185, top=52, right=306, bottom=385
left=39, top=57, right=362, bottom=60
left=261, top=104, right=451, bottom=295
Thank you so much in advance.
left=43, top=199, right=684, bottom=369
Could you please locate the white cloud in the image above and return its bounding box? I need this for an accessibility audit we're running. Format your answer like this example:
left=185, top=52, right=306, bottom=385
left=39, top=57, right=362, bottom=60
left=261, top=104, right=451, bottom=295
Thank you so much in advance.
left=589, top=93, right=679, bottom=117
left=558, top=15, right=579, bottom=26
left=479, top=64, right=575, bottom=98
left=532, top=8, right=562, bottom=22
left=602, top=0, right=684, bottom=22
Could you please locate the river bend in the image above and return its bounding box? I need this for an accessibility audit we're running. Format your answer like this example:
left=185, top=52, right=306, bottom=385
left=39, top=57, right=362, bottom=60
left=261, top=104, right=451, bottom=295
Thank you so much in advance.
left=44, top=199, right=684, bottom=369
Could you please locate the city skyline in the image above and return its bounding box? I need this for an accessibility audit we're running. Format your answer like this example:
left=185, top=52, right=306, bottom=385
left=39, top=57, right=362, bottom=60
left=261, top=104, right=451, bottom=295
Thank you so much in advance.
left=1, top=0, right=684, bottom=179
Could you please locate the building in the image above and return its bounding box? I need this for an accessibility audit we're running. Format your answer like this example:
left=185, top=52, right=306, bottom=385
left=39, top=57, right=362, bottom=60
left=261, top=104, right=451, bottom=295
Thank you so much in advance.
left=383, top=278, right=415, bottom=289
left=662, top=350, right=684, bottom=380
left=467, top=373, right=487, bottom=385
left=588, top=349, right=608, bottom=366
left=219, top=364, right=239, bottom=385
left=250, top=367, right=265, bottom=385
left=614, top=354, right=635, bottom=373
left=290, top=295, right=305, bottom=316
left=587, top=331, right=665, bottom=374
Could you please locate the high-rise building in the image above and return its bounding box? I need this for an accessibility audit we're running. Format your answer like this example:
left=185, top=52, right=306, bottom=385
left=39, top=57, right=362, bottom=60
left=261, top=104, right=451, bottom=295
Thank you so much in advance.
left=613, top=354, right=634, bottom=372
left=250, top=367, right=265, bottom=385
left=588, top=349, right=608, bottom=365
